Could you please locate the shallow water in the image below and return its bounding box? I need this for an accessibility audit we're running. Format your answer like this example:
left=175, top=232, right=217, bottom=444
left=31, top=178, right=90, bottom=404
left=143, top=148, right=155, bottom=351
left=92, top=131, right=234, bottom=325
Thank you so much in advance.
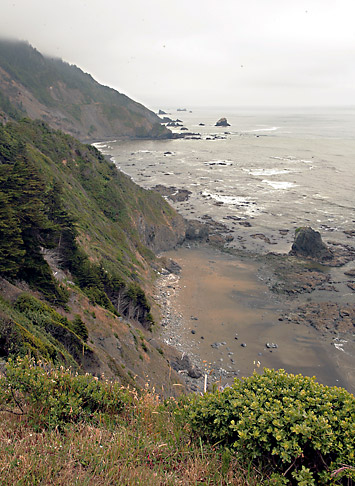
left=96, top=106, right=355, bottom=254
left=95, top=107, right=355, bottom=392
left=162, top=246, right=351, bottom=392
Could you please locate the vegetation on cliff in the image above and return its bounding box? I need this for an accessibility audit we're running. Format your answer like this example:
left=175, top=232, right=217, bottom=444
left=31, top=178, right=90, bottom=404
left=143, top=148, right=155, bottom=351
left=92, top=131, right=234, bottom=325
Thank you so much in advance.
left=185, top=368, right=355, bottom=484
left=0, top=118, right=185, bottom=385
left=0, top=359, right=353, bottom=485
left=0, top=39, right=170, bottom=141
left=0, top=60, right=353, bottom=485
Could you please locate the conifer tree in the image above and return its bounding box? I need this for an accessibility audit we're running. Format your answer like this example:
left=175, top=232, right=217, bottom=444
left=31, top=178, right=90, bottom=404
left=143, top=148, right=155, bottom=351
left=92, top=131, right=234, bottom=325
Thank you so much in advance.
left=0, top=191, right=24, bottom=276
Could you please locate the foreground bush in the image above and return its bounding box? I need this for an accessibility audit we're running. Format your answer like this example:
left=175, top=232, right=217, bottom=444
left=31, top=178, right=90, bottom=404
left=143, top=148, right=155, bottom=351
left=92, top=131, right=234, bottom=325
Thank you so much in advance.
left=185, top=369, right=355, bottom=485
left=0, top=358, right=263, bottom=485
left=0, top=356, right=128, bottom=429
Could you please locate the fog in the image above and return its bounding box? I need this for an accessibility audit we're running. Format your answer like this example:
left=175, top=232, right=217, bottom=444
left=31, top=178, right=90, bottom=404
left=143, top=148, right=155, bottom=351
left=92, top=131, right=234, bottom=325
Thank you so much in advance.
left=1, top=0, right=354, bottom=109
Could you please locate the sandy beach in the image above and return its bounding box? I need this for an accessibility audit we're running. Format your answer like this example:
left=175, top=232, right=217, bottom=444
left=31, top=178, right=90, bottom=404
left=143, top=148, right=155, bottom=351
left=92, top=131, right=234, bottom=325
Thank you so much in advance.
left=157, top=244, right=353, bottom=393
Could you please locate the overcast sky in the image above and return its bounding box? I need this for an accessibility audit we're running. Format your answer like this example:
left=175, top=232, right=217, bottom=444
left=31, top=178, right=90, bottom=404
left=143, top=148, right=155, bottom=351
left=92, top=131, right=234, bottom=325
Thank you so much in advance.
left=1, top=0, right=355, bottom=110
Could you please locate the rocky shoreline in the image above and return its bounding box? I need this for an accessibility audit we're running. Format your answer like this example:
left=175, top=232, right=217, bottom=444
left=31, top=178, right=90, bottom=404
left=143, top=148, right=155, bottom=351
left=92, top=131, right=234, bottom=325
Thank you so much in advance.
left=154, top=264, right=239, bottom=393
left=153, top=221, right=355, bottom=394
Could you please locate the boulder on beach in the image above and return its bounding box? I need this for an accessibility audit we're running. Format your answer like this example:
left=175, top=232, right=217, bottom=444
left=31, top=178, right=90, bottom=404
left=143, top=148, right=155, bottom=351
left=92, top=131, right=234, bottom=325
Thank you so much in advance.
left=185, top=220, right=209, bottom=241
left=289, top=227, right=333, bottom=261
left=215, top=117, right=230, bottom=127
left=170, top=354, right=202, bottom=379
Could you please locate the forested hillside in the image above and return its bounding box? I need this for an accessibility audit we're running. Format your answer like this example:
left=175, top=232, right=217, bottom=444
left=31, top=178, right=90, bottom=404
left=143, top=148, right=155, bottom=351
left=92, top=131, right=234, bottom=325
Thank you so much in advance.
left=0, top=118, right=185, bottom=389
left=0, top=39, right=170, bottom=141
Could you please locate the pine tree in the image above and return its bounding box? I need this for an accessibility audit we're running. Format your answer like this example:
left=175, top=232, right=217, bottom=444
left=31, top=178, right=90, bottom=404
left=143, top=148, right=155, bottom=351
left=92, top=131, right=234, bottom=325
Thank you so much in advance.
left=0, top=190, right=24, bottom=276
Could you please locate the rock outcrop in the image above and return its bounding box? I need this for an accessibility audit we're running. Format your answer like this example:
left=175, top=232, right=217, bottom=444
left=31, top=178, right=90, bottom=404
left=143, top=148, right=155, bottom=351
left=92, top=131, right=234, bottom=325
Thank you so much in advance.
left=215, top=117, right=230, bottom=127
left=289, top=227, right=333, bottom=261
left=136, top=213, right=186, bottom=253
left=152, top=185, right=192, bottom=202
left=185, top=220, right=209, bottom=241
left=170, top=354, right=202, bottom=379
left=283, top=302, right=355, bottom=335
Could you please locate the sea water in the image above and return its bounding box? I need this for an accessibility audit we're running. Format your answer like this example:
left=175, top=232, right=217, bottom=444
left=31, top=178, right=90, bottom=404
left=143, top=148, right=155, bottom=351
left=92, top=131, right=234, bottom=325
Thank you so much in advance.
left=95, top=107, right=355, bottom=391
left=95, top=106, right=355, bottom=255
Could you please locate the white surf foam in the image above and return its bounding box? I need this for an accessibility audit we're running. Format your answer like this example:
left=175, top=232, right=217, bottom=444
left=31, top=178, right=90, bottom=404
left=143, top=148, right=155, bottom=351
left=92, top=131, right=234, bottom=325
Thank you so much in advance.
left=247, top=168, right=294, bottom=176
left=262, top=180, right=297, bottom=190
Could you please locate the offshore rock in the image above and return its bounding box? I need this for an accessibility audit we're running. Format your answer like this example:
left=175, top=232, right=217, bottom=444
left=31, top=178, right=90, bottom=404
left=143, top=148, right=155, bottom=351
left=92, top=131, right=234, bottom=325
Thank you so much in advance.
left=152, top=185, right=192, bottom=202
left=215, top=117, right=230, bottom=127
left=289, top=227, right=333, bottom=262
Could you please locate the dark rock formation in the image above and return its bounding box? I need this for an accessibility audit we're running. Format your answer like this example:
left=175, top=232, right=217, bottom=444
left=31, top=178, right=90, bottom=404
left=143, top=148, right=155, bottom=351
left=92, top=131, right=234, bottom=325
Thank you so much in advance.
left=170, top=354, right=202, bottom=379
left=289, top=227, right=333, bottom=261
left=158, top=109, right=167, bottom=115
left=160, top=257, right=182, bottom=275
left=215, top=117, right=230, bottom=127
left=345, top=269, right=355, bottom=277
left=263, top=253, right=334, bottom=295
left=136, top=213, right=186, bottom=253
left=251, top=234, right=276, bottom=245
left=152, top=185, right=191, bottom=202
left=166, top=121, right=183, bottom=127
left=185, top=220, right=209, bottom=241
left=283, top=302, right=355, bottom=335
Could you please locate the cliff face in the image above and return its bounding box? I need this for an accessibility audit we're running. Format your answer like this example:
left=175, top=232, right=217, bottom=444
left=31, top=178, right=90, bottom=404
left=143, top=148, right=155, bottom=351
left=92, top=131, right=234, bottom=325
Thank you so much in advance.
left=136, top=214, right=186, bottom=253
left=0, top=39, right=170, bottom=141
left=0, top=118, right=186, bottom=393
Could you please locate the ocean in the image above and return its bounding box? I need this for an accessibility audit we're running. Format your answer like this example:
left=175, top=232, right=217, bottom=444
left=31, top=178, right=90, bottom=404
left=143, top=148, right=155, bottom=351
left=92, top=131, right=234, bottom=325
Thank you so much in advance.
left=95, top=106, right=355, bottom=256
left=94, top=107, right=355, bottom=392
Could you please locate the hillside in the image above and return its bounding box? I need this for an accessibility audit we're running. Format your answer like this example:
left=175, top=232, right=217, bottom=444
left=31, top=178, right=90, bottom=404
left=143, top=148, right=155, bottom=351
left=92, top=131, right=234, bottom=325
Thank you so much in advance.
left=0, top=118, right=186, bottom=392
left=0, top=39, right=170, bottom=141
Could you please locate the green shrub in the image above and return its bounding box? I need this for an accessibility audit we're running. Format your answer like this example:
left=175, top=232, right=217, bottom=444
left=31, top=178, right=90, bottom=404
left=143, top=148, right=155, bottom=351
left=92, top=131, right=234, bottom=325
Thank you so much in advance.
left=71, top=314, right=89, bottom=342
left=185, top=369, right=355, bottom=485
left=0, top=356, right=128, bottom=429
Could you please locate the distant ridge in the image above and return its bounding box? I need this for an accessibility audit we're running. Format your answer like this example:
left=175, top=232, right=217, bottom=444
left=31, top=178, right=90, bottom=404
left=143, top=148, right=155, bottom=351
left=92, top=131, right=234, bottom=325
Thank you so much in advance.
left=0, top=39, right=170, bottom=141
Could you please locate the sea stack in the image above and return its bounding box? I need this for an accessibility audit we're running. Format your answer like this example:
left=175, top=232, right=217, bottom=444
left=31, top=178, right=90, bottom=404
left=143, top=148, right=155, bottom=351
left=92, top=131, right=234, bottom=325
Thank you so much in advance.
left=289, top=227, right=333, bottom=261
left=215, top=117, right=230, bottom=127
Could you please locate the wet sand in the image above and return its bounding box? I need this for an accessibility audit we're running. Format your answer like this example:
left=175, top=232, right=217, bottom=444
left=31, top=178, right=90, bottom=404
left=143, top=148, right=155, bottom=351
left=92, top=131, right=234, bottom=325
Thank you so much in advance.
left=160, top=245, right=352, bottom=392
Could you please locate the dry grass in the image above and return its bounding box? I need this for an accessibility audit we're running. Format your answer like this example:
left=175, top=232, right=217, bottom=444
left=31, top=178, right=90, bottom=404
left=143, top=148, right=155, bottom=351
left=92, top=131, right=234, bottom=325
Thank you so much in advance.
left=0, top=388, right=263, bottom=486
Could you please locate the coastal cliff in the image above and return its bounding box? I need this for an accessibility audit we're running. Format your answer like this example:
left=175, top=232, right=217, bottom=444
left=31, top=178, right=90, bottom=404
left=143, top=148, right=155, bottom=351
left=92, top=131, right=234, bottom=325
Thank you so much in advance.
left=0, top=39, right=171, bottom=141
left=0, top=118, right=186, bottom=393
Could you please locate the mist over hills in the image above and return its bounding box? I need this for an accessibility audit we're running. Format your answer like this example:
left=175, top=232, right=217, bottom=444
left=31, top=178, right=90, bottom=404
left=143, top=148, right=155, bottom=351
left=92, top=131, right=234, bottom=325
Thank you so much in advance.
left=0, top=39, right=170, bottom=141
left=0, top=39, right=185, bottom=390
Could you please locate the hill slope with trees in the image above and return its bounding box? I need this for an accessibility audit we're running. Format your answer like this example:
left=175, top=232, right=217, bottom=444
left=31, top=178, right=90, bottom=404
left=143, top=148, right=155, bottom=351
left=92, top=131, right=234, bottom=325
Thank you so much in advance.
left=0, top=118, right=186, bottom=390
left=0, top=39, right=170, bottom=141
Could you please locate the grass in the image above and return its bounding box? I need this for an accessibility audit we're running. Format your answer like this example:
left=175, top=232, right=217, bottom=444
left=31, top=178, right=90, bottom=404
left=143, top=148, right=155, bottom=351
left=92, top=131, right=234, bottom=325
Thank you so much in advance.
left=0, top=381, right=262, bottom=485
left=2, top=360, right=353, bottom=485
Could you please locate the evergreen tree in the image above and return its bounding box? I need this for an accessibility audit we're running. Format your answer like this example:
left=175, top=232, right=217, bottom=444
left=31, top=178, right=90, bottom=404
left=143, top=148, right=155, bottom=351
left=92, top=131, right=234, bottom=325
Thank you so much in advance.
left=0, top=191, right=24, bottom=276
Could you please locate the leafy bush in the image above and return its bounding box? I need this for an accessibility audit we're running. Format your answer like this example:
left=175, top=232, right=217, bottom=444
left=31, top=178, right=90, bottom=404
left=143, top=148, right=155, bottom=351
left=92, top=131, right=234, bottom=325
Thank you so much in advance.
left=185, top=369, right=355, bottom=485
left=14, top=293, right=90, bottom=361
left=0, top=356, right=128, bottom=429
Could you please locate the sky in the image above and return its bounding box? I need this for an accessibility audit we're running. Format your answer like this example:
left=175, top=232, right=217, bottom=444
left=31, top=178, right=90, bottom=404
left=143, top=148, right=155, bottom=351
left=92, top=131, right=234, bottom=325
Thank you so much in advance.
left=1, top=0, right=355, bottom=110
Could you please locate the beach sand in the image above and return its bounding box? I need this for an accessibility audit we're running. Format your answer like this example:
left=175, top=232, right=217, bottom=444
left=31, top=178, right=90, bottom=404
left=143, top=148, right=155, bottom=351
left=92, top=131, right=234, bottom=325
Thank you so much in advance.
left=159, top=244, right=352, bottom=392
